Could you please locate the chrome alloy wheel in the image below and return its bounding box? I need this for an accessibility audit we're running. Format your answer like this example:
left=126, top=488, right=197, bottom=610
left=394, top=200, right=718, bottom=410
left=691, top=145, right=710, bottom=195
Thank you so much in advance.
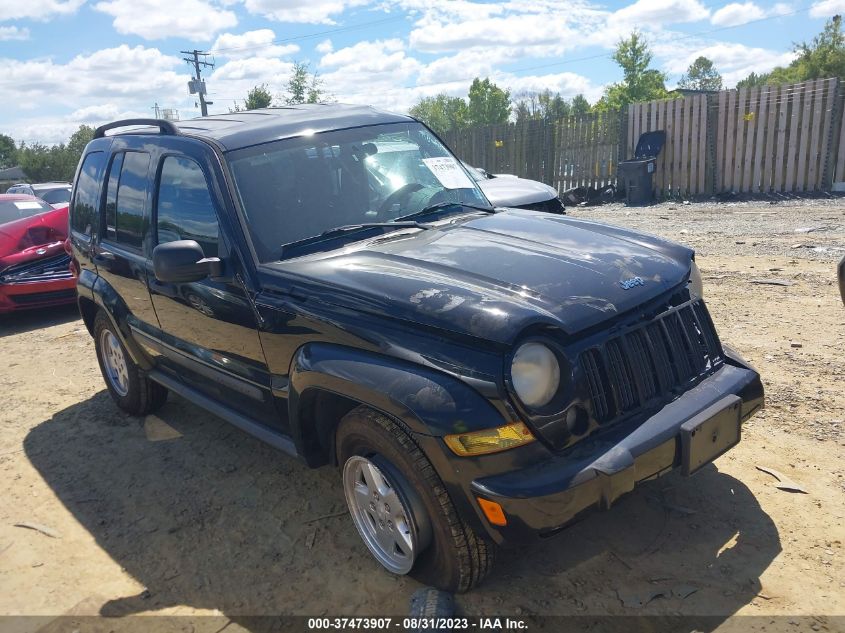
left=343, top=455, right=430, bottom=574
left=100, top=329, right=129, bottom=397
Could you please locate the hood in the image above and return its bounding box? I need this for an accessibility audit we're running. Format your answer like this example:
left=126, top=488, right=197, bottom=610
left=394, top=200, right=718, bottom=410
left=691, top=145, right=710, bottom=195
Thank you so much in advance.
left=477, top=176, right=559, bottom=207
left=269, top=210, right=694, bottom=344
left=0, top=207, right=69, bottom=268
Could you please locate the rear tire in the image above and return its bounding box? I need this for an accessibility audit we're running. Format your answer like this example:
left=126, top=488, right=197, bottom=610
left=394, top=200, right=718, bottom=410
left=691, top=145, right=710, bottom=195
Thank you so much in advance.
left=93, top=311, right=167, bottom=415
left=336, top=406, right=495, bottom=592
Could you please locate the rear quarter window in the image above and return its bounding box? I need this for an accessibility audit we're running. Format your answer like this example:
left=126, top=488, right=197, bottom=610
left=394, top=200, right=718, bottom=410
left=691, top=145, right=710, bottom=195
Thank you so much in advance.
left=71, top=151, right=107, bottom=236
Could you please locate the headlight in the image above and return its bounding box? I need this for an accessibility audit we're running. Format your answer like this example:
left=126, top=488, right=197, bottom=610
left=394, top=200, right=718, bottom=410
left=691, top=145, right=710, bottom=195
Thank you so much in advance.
left=510, top=342, right=560, bottom=408
left=689, top=260, right=704, bottom=298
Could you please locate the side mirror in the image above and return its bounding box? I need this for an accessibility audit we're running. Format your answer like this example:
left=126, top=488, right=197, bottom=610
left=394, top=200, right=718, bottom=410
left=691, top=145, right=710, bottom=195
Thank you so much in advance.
left=838, top=254, right=845, bottom=306
left=153, top=240, right=221, bottom=284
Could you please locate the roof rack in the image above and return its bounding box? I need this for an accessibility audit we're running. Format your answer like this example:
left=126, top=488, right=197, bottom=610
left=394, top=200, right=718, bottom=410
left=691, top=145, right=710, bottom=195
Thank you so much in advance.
left=94, top=119, right=179, bottom=139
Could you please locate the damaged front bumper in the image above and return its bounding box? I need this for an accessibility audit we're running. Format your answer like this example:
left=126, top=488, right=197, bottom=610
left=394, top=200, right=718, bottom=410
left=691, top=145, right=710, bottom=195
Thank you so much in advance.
left=0, top=253, right=76, bottom=313
left=470, top=355, right=763, bottom=544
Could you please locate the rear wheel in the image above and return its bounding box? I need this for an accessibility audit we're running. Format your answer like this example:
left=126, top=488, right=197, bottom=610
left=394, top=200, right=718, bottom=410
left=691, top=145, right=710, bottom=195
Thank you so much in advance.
left=93, top=311, right=167, bottom=415
left=337, top=406, right=495, bottom=592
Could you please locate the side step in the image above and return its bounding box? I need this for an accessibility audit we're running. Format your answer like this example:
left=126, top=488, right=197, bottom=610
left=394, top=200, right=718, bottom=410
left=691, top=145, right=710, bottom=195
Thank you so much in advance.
left=148, top=369, right=299, bottom=458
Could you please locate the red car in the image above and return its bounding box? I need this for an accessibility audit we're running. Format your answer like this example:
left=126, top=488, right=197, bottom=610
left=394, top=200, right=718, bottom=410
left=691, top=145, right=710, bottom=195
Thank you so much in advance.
left=0, top=194, right=76, bottom=313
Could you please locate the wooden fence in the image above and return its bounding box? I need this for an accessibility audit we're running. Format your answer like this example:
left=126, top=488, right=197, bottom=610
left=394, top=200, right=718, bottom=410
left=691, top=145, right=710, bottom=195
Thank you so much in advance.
left=443, top=78, right=845, bottom=197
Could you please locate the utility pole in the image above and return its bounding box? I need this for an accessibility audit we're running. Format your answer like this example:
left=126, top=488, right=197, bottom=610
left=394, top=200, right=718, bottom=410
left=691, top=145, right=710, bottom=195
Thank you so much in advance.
left=181, top=49, right=214, bottom=117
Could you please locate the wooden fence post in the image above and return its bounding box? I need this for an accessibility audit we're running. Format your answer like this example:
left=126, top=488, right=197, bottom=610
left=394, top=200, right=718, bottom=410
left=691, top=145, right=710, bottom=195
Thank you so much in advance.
left=705, top=93, right=718, bottom=196
left=822, top=79, right=843, bottom=189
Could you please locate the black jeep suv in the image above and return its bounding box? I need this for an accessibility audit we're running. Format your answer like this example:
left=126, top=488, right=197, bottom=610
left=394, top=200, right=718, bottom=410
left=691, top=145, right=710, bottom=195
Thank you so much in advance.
left=69, top=105, right=763, bottom=592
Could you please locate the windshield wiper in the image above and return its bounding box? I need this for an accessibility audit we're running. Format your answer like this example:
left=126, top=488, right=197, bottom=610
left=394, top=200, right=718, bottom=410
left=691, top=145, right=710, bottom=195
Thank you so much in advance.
left=279, top=222, right=430, bottom=259
left=394, top=201, right=495, bottom=223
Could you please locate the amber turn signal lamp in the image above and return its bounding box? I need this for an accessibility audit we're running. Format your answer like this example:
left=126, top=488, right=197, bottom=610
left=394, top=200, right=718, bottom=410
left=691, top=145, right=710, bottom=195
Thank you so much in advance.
left=443, top=422, right=535, bottom=456
left=477, top=497, right=507, bottom=526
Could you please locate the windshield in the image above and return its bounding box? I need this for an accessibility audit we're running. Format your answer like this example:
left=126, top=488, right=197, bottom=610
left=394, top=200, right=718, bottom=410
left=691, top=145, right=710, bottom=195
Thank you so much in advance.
left=229, top=122, right=490, bottom=261
left=0, top=199, right=54, bottom=226
left=39, top=188, right=71, bottom=204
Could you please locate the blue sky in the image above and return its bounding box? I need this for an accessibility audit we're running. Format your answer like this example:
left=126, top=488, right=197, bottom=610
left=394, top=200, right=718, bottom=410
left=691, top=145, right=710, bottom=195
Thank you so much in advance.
left=1, top=0, right=840, bottom=144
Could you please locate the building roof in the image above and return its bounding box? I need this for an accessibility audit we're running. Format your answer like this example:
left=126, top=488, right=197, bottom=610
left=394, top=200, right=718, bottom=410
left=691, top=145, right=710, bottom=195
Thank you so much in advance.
left=107, top=104, right=415, bottom=152
left=0, top=166, right=26, bottom=181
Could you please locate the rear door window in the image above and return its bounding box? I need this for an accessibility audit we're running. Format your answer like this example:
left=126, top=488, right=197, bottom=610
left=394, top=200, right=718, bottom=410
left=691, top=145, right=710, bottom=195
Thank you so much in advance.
left=71, top=151, right=106, bottom=236
left=102, top=151, right=150, bottom=249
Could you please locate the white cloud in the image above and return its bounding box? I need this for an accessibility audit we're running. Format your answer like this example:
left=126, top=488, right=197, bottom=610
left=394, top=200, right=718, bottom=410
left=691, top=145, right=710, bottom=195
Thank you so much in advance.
left=209, top=29, right=299, bottom=59
left=661, top=41, right=797, bottom=86
left=409, top=13, right=580, bottom=54
left=609, top=0, right=709, bottom=27
left=710, top=2, right=765, bottom=27
left=240, top=0, right=370, bottom=24
left=0, top=25, right=29, bottom=40
left=0, top=0, right=83, bottom=21
left=810, top=0, right=845, bottom=17
left=94, top=0, right=237, bottom=40
left=2, top=45, right=186, bottom=114
left=316, top=39, right=333, bottom=54
left=1, top=45, right=191, bottom=143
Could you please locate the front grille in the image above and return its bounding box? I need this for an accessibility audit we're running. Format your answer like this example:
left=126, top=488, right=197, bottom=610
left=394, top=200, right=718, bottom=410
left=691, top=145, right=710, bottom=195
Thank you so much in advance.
left=580, top=299, right=723, bottom=424
left=0, top=254, right=72, bottom=284
left=9, top=288, right=76, bottom=305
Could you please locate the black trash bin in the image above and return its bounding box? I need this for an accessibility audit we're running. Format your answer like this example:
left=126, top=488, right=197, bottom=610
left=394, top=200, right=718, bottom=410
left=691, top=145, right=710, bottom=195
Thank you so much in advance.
left=618, top=130, right=666, bottom=206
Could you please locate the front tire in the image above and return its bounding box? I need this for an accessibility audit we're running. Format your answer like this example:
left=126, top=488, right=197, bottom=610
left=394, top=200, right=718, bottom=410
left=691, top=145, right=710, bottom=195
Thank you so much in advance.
left=93, top=311, right=167, bottom=415
left=336, top=406, right=495, bottom=592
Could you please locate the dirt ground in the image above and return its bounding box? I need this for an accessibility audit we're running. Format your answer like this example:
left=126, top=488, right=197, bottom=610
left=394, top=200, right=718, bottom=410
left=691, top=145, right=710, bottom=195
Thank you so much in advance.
left=0, top=198, right=844, bottom=631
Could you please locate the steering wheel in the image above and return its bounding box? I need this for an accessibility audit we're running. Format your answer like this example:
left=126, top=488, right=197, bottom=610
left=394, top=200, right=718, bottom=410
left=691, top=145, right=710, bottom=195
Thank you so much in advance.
left=376, top=183, right=424, bottom=219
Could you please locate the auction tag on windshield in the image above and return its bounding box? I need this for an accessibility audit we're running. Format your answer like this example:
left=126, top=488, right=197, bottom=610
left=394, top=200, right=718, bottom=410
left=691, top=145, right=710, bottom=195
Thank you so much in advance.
left=14, top=201, right=43, bottom=210
left=423, top=157, right=475, bottom=189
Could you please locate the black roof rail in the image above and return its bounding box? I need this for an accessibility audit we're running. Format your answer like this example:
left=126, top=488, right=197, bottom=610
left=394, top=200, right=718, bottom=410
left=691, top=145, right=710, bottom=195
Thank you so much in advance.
left=94, top=118, right=180, bottom=139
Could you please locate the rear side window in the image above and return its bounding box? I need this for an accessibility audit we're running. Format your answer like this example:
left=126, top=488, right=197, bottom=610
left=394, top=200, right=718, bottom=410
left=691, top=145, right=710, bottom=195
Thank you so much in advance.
left=155, top=156, right=219, bottom=257
left=102, top=151, right=150, bottom=249
left=71, top=151, right=106, bottom=236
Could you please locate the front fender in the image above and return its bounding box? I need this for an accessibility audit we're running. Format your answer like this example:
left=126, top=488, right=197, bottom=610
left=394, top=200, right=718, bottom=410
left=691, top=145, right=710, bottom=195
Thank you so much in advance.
left=288, top=342, right=507, bottom=440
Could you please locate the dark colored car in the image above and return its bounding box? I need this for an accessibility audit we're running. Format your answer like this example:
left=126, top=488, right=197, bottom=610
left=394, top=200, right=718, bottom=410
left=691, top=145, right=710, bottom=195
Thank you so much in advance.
left=463, top=163, right=565, bottom=214
left=7, top=182, right=73, bottom=208
left=0, top=194, right=76, bottom=313
left=69, top=107, right=763, bottom=592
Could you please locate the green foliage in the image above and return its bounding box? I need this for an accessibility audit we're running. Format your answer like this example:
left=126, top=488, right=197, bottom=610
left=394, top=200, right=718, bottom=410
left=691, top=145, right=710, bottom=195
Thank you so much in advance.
left=678, top=56, right=723, bottom=91
left=408, top=94, right=468, bottom=134
left=513, top=90, right=570, bottom=122
left=0, top=134, right=16, bottom=168
left=285, top=62, right=326, bottom=105
left=571, top=94, right=591, bottom=116
left=736, top=15, right=845, bottom=87
left=15, top=125, right=94, bottom=182
left=735, top=72, right=770, bottom=89
left=595, top=31, right=673, bottom=110
left=245, top=84, right=273, bottom=110
left=67, top=125, right=94, bottom=157
left=467, top=78, right=511, bottom=126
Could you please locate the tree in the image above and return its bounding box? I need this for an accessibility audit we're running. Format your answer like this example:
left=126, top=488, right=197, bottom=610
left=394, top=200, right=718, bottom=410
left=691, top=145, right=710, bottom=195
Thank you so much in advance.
left=67, top=125, right=94, bottom=157
left=678, top=56, right=723, bottom=91
left=284, top=62, right=327, bottom=105
left=0, top=134, right=16, bottom=168
left=736, top=72, right=769, bottom=89
left=467, top=78, right=510, bottom=126
left=736, top=15, right=845, bottom=86
left=245, top=84, right=273, bottom=110
left=513, top=90, right=572, bottom=122
left=570, top=94, right=591, bottom=116
left=595, top=32, right=673, bottom=110
left=408, top=94, right=468, bottom=134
